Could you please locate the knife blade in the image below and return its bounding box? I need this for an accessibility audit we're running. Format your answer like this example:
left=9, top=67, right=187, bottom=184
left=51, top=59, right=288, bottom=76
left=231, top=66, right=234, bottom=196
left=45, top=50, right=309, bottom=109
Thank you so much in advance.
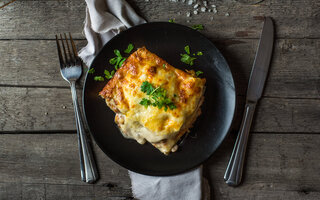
left=224, top=17, right=274, bottom=186
left=247, top=17, right=274, bottom=102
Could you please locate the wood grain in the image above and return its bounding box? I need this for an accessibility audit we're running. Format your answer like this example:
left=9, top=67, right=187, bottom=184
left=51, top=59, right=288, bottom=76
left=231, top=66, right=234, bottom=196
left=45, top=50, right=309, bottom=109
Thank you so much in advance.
left=0, top=0, right=319, bottom=39
left=0, top=87, right=319, bottom=133
left=1, top=39, right=319, bottom=98
left=0, top=133, right=319, bottom=199
left=1, top=0, right=319, bottom=199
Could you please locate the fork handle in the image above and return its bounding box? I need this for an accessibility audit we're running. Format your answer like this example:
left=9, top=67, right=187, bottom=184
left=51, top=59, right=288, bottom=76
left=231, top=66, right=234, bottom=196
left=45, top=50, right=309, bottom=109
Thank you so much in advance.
left=70, top=82, right=99, bottom=183
left=224, top=102, right=256, bottom=186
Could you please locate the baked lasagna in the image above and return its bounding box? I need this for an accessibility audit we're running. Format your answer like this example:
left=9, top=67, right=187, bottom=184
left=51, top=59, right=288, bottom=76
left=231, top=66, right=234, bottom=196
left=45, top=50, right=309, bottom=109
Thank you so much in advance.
left=99, top=47, right=206, bottom=154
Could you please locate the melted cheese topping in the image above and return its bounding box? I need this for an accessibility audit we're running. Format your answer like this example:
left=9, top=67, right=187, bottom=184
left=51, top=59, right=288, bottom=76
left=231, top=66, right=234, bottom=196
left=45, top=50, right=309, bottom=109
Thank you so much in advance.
left=99, top=47, right=206, bottom=154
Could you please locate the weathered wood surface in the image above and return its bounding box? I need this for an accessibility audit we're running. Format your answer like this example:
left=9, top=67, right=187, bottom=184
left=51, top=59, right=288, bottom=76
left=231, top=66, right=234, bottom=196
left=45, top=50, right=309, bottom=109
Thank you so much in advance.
left=1, top=0, right=319, bottom=199
left=0, top=0, right=319, bottom=39
left=0, top=87, right=319, bottom=133
left=0, top=133, right=319, bottom=199
left=1, top=39, right=319, bottom=98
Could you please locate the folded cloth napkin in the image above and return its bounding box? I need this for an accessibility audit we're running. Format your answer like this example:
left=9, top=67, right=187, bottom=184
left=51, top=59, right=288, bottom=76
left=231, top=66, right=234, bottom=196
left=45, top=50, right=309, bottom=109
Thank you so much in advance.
left=79, top=0, right=210, bottom=199
left=79, top=0, right=146, bottom=66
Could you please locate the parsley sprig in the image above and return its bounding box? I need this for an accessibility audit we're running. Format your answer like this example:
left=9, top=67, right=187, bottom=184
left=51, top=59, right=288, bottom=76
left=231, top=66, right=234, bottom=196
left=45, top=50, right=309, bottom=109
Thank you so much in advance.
left=94, top=76, right=104, bottom=81
left=88, top=68, right=95, bottom=74
left=180, top=45, right=197, bottom=66
left=93, top=43, right=135, bottom=81
left=180, top=45, right=204, bottom=66
left=124, top=43, right=134, bottom=54
left=139, top=81, right=177, bottom=111
left=109, top=49, right=127, bottom=70
left=104, top=69, right=115, bottom=79
left=196, top=70, right=203, bottom=76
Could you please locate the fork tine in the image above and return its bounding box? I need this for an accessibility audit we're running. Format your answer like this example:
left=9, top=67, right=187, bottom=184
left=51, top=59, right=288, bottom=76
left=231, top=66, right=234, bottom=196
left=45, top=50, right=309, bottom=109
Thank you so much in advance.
left=69, top=32, right=78, bottom=58
left=55, top=35, right=64, bottom=67
left=64, top=33, right=74, bottom=63
left=60, top=34, right=69, bottom=64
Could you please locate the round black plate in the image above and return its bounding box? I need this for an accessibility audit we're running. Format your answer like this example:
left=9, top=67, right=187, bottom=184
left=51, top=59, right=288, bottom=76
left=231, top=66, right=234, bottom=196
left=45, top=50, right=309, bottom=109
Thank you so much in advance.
left=83, top=22, right=236, bottom=176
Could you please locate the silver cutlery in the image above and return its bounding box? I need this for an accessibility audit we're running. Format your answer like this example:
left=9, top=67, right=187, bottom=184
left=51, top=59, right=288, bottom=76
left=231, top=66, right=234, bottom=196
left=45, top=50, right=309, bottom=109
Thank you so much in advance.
left=224, top=17, right=274, bottom=186
left=55, top=33, right=98, bottom=183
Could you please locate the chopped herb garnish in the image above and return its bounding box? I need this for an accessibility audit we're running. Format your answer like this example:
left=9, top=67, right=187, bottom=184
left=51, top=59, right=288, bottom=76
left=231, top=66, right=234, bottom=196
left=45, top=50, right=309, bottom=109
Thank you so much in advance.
left=119, top=57, right=127, bottom=68
left=180, top=53, right=196, bottom=66
left=114, top=49, right=122, bottom=57
left=141, top=81, right=155, bottom=95
left=168, top=19, right=175, bottom=23
left=124, top=43, right=134, bottom=54
left=104, top=70, right=115, bottom=79
left=139, top=98, right=151, bottom=108
left=196, top=70, right=203, bottom=76
left=109, top=49, right=127, bottom=70
left=163, top=64, right=166, bottom=68
left=109, top=57, right=118, bottom=65
left=88, top=68, right=95, bottom=74
left=191, top=24, right=204, bottom=31
left=184, top=45, right=190, bottom=54
left=94, top=76, right=104, bottom=81
left=180, top=45, right=203, bottom=66
left=139, top=81, right=176, bottom=111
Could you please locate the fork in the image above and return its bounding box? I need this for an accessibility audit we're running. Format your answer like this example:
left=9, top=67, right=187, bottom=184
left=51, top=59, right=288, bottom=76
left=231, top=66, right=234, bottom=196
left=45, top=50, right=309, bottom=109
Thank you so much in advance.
left=55, top=33, right=98, bottom=183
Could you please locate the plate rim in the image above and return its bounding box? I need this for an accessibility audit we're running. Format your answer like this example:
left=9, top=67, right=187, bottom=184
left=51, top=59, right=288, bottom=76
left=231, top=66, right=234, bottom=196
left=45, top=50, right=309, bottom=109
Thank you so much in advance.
left=82, top=22, right=237, bottom=176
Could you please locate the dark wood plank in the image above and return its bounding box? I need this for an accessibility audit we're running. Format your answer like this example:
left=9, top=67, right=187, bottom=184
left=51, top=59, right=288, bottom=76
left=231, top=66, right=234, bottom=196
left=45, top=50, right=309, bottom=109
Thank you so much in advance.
left=0, top=87, right=75, bottom=131
left=0, top=133, right=319, bottom=199
left=0, top=0, right=319, bottom=39
left=1, top=39, right=319, bottom=98
left=0, top=134, right=132, bottom=199
left=0, top=182, right=133, bottom=200
left=204, top=133, right=320, bottom=199
left=0, top=87, right=319, bottom=133
left=0, top=40, right=86, bottom=88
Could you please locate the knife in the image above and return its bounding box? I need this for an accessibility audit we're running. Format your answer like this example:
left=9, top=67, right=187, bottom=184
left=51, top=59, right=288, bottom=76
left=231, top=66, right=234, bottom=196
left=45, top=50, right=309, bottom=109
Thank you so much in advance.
left=224, top=17, right=274, bottom=186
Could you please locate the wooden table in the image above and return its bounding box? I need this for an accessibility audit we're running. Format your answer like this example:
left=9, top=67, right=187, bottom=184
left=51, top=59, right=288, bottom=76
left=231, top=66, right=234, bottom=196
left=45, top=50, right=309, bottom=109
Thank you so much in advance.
left=1, top=0, right=319, bottom=199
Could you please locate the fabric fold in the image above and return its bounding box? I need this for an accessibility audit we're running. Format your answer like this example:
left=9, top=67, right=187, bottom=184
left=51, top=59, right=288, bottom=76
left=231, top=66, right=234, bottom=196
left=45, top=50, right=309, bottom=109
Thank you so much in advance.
left=79, top=0, right=146, bottom=66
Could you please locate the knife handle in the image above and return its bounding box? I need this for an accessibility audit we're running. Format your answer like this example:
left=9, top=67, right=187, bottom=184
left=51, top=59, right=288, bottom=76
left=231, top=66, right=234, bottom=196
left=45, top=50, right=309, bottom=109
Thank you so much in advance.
left=224, top=102, right=256, bottom=186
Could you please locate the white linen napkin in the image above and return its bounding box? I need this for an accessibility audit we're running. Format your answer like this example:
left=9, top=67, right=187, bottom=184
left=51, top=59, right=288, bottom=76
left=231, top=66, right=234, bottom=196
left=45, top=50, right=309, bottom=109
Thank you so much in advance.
left=78, top=1, right=210, bottom=199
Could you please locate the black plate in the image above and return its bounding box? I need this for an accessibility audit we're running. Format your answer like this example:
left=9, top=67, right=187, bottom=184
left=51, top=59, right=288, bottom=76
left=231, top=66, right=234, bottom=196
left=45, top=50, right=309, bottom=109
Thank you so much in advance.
left=83, top=22, right=236, bottom=176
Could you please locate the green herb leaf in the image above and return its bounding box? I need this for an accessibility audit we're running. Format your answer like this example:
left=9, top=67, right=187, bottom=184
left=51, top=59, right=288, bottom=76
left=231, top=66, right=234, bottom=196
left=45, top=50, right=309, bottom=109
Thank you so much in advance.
left=88, top=68, right=95, bottom=74
left=114, top=49, right=122, bottom=57
left=139, top=98, right=152, bottom=108
left=124, top=43, right=134, bottom=54
left=191, top=24, right=204, bottom=31
left=168, top=19, right=175, bottom=23
left=119, top=57, right=127, bottom=68
left=197, top=51, right=203, bottom=56
left=168, top=103, right=177, bottom=110
left=196, top=70, right=203, bottom=76
left=184, top=45, right=190, bottom=54
left=115, top=57, right=122, bottom=70
left=104, top=70, right=114, bottom=79
left=141, top=81, right=155, bottom=95
left=109, top=57, right=118, bottom=65
left=180, top=54, right=196, bottom=66
left=94, top=76, right=104, bottom=81
left=139, top=81, right=176, bottom=111
left=163, top=64, right=166, bottom=68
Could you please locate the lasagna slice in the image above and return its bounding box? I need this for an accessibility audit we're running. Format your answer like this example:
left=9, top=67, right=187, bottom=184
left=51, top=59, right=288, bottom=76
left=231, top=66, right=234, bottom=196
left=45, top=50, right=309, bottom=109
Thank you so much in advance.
left=99, top=47, right=206, bottom=154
